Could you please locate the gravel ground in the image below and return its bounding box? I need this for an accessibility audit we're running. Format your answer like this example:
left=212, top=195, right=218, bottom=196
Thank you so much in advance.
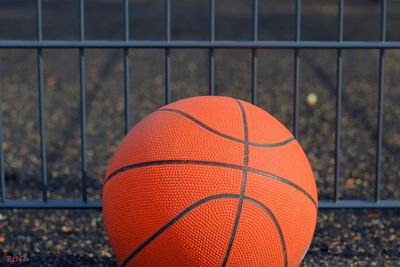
left=0, top=209, right=399, bottom=266
left=0, top=0, right=399, bottom=265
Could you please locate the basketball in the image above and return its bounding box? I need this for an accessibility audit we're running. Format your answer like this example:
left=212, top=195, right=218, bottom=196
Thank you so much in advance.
left=102, top=96, right=318, bottom=266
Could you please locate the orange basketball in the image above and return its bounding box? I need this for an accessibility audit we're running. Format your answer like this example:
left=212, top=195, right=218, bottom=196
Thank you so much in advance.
left=102, top=96, right=318, bottom=267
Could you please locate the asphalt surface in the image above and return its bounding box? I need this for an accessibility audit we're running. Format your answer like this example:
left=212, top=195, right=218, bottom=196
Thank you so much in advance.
left=0, top=0, right=399, bottom=265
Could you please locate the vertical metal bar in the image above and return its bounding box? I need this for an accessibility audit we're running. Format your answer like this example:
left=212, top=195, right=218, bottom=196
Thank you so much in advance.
left=293, top=50, right=300, bottom=138
left=0, top=66, right=5, bottom=201
left=37, top=0, right=48, bottom=202
left=123, top=0, right=130, bottom=134
left=209, top=51, right=215, bottom=96
left=334, top=0, right=344, bottom=202
left=124, top=0, right=129, bottom=42
left=375, top=0, right=387, bottom=202
left=79, top=0, right=87, bottom=202
left=165, top=0, right=171, bottom=104
left=37, top=0, right=43, bottom=42
left=295, top=0, right=301, bottom=42
left=293, top=0, right=301, bottom=139
left=251, top=0, right=258, bottom=105
left=209, top=0, right=215, bottom=96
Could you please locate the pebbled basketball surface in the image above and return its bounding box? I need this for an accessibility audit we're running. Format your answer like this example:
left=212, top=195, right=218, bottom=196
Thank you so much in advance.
left=102, top=96, right=318, bottom=267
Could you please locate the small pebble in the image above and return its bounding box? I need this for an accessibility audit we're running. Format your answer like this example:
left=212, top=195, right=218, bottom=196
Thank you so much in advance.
left=61, top=226, right=73, bottom=234
left=368, top=213, right=380, bottom=219
left=101, top=250, right=112, bottom=258
left=46, top=76, right=57, bottom=86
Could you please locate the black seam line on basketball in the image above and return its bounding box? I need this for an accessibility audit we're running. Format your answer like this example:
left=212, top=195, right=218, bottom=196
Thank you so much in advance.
left=103, top=160, right=317, bottom=209
left=221, top=99, right=249, bottom=267
left=249, top=168, right=317, bottom=209
left=121, top=194, right=241, bottom=267
left=158, top=108, right=295, bottom=147
left=243, top=197, right=288, bottom=267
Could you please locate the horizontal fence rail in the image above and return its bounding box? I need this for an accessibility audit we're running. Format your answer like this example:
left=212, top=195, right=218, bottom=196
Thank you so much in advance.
left=0, top=40, right=400, bottom=49
left=0, top=0, right=398, bottom=209
left=0, top=200, right=399, bottom=209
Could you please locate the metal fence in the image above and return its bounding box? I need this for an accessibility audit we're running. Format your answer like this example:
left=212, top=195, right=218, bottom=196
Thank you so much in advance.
left=0, top=0, right=399, bottom=209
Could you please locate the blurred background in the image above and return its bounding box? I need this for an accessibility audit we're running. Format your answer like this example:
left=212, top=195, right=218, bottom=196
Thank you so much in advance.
left=0, top=0, right=399, bottom=265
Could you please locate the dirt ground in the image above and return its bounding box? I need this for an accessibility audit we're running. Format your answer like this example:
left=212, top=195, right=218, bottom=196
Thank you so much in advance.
left=0, top=0, right=399, bottom=265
